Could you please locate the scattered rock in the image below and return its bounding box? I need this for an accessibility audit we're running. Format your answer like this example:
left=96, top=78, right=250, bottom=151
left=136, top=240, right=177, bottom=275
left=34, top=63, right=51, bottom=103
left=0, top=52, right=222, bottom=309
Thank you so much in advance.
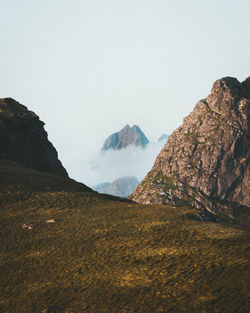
left=45, top=219, right=55, bottom=223
left=22, top=223, right=32, bottom=230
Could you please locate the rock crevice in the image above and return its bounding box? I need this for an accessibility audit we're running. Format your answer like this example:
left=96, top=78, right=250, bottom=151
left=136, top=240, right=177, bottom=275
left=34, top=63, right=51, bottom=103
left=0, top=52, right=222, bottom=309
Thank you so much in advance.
left=130, top=77, right=250, bottom=224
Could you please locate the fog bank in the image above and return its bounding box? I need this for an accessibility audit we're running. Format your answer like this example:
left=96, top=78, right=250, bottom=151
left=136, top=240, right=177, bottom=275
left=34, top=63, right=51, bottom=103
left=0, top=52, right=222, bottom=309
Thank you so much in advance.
left=63, top=141, right=166, bottom=187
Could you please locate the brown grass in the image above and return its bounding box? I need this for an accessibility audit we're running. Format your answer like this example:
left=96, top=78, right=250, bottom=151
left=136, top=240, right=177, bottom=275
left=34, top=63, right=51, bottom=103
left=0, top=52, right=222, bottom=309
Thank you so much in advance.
left=0, top=160, right=249, bottom=313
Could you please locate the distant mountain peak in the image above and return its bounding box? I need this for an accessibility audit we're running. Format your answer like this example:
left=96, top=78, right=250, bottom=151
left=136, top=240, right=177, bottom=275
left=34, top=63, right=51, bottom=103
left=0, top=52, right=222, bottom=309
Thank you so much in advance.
left=94, top=176, right=140, bottom=197
left=102, top=124, right=149, bottom=151
left=158, top=133, right=169, bottom=143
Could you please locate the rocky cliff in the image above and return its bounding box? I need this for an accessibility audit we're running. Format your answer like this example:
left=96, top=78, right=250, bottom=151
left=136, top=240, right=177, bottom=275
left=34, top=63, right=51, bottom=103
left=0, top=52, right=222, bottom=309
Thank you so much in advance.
left=0, top=98, right=68, bottom=177
left=94, top=176, right=140, bottom=198
left=130, top=77, right=250, bottom=223
left=102, top=124, right=149, bottom=150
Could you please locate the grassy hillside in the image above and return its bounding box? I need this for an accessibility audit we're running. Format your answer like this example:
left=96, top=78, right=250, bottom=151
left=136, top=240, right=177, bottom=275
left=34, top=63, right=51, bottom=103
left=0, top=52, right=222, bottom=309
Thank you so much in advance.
left=0, top=160, right=249, bottom=313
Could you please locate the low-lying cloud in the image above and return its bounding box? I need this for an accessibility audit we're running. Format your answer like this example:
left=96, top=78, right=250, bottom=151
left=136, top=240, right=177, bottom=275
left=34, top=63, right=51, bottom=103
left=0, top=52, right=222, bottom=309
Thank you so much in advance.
left=63, top=141, right=166, bottom=188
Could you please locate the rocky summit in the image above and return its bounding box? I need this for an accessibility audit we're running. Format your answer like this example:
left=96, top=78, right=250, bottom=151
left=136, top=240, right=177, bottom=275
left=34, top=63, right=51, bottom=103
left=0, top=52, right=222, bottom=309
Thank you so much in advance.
left=102, top=124, right=149, bottom=150
left=0, top=98, right=68, bottom=177
left=130, top=77, right=250, bottom=224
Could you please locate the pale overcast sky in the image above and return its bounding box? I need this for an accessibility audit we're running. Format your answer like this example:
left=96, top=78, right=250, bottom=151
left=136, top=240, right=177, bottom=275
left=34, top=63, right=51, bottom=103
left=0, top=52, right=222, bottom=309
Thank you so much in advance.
left=1, top=0, right=249, bottom=184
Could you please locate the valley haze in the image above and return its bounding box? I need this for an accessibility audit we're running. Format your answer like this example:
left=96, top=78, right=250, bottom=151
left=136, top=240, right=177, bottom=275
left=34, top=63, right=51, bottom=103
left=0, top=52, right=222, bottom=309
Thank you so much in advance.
left=0, top=86, right=249, bottom=312
left=1, top=0, right=249, bottom=186
left=71, top=136, right=167, bottom=187
left=0, top=1, right=250, bottom=312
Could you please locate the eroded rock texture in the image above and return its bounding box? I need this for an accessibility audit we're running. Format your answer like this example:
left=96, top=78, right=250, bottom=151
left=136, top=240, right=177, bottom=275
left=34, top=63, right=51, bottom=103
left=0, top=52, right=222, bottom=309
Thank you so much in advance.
left=102, top=124, right=149, bottom=150
left=130, top=77, right=250, bottom=223
left=0, top=98, right=68, bottom=177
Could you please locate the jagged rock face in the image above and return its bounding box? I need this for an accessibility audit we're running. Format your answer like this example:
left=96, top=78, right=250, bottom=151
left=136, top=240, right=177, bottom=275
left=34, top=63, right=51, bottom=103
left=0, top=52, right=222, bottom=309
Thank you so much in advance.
left=102, top=124, right=149, bottom=150
left=0, top=98, right=68, bottom=177
left=130, top=77, right=250, bottom=221
left=94, top=176, right=140, bottom=198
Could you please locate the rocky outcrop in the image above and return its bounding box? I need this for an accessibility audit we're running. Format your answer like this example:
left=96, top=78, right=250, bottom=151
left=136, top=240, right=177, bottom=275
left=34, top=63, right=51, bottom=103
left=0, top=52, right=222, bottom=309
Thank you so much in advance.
left=102, top=124, right=149, bottom=150
left=94, top=176, right=140, bottom=197
left=0, top=98, right=68, bottom=177
left=130, top=77, right=250, bottom=224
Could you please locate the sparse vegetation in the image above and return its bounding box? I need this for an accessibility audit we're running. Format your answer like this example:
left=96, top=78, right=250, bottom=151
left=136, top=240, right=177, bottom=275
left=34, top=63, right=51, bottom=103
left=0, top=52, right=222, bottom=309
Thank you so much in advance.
left=0, top=161, right=249, bottom=313
left=152, top=171, right=176, bottom=191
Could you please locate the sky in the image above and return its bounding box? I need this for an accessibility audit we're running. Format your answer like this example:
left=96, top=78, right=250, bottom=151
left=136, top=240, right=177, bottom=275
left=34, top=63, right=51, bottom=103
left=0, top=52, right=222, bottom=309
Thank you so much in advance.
left=1, top=0, right=250, bottom=186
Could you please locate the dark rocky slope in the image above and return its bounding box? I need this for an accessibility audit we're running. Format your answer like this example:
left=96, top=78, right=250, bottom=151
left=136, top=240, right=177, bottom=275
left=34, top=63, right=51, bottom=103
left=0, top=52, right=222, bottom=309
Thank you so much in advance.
left=94, top=176, right=140, bottom=197
left=102, top=124, right=149, bottom=150
left=130, top=77, right=250, bottom=224
left=0, top=159, right=91, bottom=193
left=0, top=98, right=68, bottom=177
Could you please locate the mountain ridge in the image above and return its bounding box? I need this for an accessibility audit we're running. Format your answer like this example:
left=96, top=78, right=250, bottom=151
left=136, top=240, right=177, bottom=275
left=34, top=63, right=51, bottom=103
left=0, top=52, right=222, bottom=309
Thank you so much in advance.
left=94, top=176, right=140, bottom=197
left=130, top=76, right=250, bottom=225
left=102, top=124, right=149, bottom=150
left=1, top=87, right=249, bottom=312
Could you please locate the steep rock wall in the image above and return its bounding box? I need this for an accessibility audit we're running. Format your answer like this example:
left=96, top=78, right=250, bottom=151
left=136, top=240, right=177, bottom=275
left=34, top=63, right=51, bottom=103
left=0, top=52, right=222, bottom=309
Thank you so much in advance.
left=130, top=77, right=250, bottom=222
left=0, top=98, right=68, bottom=177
